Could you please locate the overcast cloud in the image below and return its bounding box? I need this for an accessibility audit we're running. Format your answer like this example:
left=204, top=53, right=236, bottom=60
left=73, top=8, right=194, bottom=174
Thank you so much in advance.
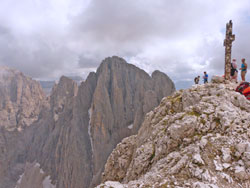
left=0, top=0, right=250, bottom=87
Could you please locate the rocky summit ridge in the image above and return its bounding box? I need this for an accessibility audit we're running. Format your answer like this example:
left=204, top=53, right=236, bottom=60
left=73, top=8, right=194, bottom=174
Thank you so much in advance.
left=98, top=79, right=250, bottom=188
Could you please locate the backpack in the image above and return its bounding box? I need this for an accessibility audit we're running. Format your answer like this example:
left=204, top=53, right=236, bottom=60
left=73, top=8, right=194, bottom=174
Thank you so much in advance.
left=245, top=94, right=250, bottom=100
left=236, top=82, right=250, bottom=94
left=243, top=87, right=250, bottom=100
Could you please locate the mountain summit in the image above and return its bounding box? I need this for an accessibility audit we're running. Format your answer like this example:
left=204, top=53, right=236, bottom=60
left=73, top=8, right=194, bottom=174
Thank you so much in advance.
left=99, top=80, right=250, bottom=188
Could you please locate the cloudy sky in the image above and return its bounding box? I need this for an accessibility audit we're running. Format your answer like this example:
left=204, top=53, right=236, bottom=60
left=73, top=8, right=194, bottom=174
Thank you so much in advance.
left=0, top=0, right=250, bottom=88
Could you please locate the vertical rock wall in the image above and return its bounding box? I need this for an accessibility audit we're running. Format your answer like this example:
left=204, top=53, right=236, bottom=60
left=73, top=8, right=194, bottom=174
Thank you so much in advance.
left=0, top=56, right=175, bottom=188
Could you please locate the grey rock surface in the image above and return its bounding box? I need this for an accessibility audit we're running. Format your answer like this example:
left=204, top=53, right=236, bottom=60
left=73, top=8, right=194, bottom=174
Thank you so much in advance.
left=90, top=57, right=175, bottom=186
left=0, top=66, right=45, bottom=131
left=99, top=82, right=250, bottom=188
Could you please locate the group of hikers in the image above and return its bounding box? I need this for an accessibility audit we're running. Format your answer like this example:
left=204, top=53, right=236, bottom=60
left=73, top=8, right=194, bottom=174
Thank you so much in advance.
left=194, top=58, right=248, bottom=84
left=194, top=72, right=208, bottom=84
left=231, top=58, right=248, bottom=82
left=193, top=58, right=249, bottom=100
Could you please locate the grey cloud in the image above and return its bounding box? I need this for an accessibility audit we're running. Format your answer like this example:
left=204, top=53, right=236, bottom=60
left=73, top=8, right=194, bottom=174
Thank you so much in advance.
left=78, top=55, right=101, bottom=68
left=71, top=0, right=210, bottom=50
left=0, top=25, right=10, bottom=36
left=70, top=0, right=248, bottom=79
left=0, top=0, right=250, bottom=84
left=0, top=27, right=76, bottom=79
left=233, top=24, right=250, bottom=60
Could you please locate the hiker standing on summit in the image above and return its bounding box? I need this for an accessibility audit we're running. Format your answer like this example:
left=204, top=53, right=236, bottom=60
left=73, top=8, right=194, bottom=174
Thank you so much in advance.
left=203, top=72, right=208, bottom=84
left=194, top=76, right=200, bottom=84
left=231, top=59, right=238, bottom=82
left=240, top=58, right=247, bottom=81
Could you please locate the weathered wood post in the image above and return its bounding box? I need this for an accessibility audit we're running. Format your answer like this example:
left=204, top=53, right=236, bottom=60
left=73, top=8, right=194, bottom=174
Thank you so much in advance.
left=224, top=20, right=235, bottom=80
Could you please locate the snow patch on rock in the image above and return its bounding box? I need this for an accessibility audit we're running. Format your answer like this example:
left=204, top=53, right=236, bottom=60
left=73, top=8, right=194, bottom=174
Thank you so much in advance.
left=15, top=173, right=24, bottom=188
left=42, top=176, right=56, bottom=188
left=88, top=107, right=94, bottom=153
left=96, top=181, right=126, bottom=188
left=127, top=124, right=133, bottom=129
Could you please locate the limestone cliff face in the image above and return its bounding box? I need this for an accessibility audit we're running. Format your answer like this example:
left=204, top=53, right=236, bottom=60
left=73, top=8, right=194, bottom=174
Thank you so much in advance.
left=99, top=79, right=250, bottom=188
left=26, top=75, right=96, bottom=188
left=0, top=127, right=27, bottom=188
left=90, top=57, right=175, bottom=186
left=0, top=66, right=45, bottom=131
left=0, top=56, right=175, bottom=188
left=0, top=66, right=45, bottom=188
left=0, top=68, right=95, bottom=188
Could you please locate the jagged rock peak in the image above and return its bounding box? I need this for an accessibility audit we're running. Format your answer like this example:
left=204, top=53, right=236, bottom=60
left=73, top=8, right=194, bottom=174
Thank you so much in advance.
left=89, top=56, right=176, bottom=187
left=51, top=75, right=78, bottom=99
left=97, top=56, right=164, bottom=79
left=50, top=75, right=78, bottom=122
left=0, top=66, right=45, bottom=131
left=99, top=82, right=250, bottom=188
left=0, top=65, right=21, bottom=77
left=151, top=70, right=172, bottom=81
left=151, top=70, right=176, bottom=101
left=97, top=56, right=145, bottom=74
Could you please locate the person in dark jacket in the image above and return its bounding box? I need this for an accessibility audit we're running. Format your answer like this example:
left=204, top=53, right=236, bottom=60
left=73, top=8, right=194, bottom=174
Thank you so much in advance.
left=231, top=59, right=238, bottom=82
left=194, top=76, right=200, bottom=84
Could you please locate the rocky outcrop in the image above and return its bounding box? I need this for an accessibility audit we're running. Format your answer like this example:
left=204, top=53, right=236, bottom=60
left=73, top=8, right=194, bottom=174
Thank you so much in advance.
left=99, top=82, right=250, bottom=188
left=0, top=56, right=175, bottom=188
left=0, top=66, right=45, bottom=131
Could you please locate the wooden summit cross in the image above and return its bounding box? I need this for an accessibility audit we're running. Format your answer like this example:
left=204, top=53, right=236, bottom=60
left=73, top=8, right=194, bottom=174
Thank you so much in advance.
left=224, top=20, right=235, bottom=80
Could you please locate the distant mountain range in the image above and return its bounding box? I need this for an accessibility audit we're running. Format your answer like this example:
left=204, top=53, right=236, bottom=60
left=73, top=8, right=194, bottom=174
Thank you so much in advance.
left=0, top=56, right=175, bottom=188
